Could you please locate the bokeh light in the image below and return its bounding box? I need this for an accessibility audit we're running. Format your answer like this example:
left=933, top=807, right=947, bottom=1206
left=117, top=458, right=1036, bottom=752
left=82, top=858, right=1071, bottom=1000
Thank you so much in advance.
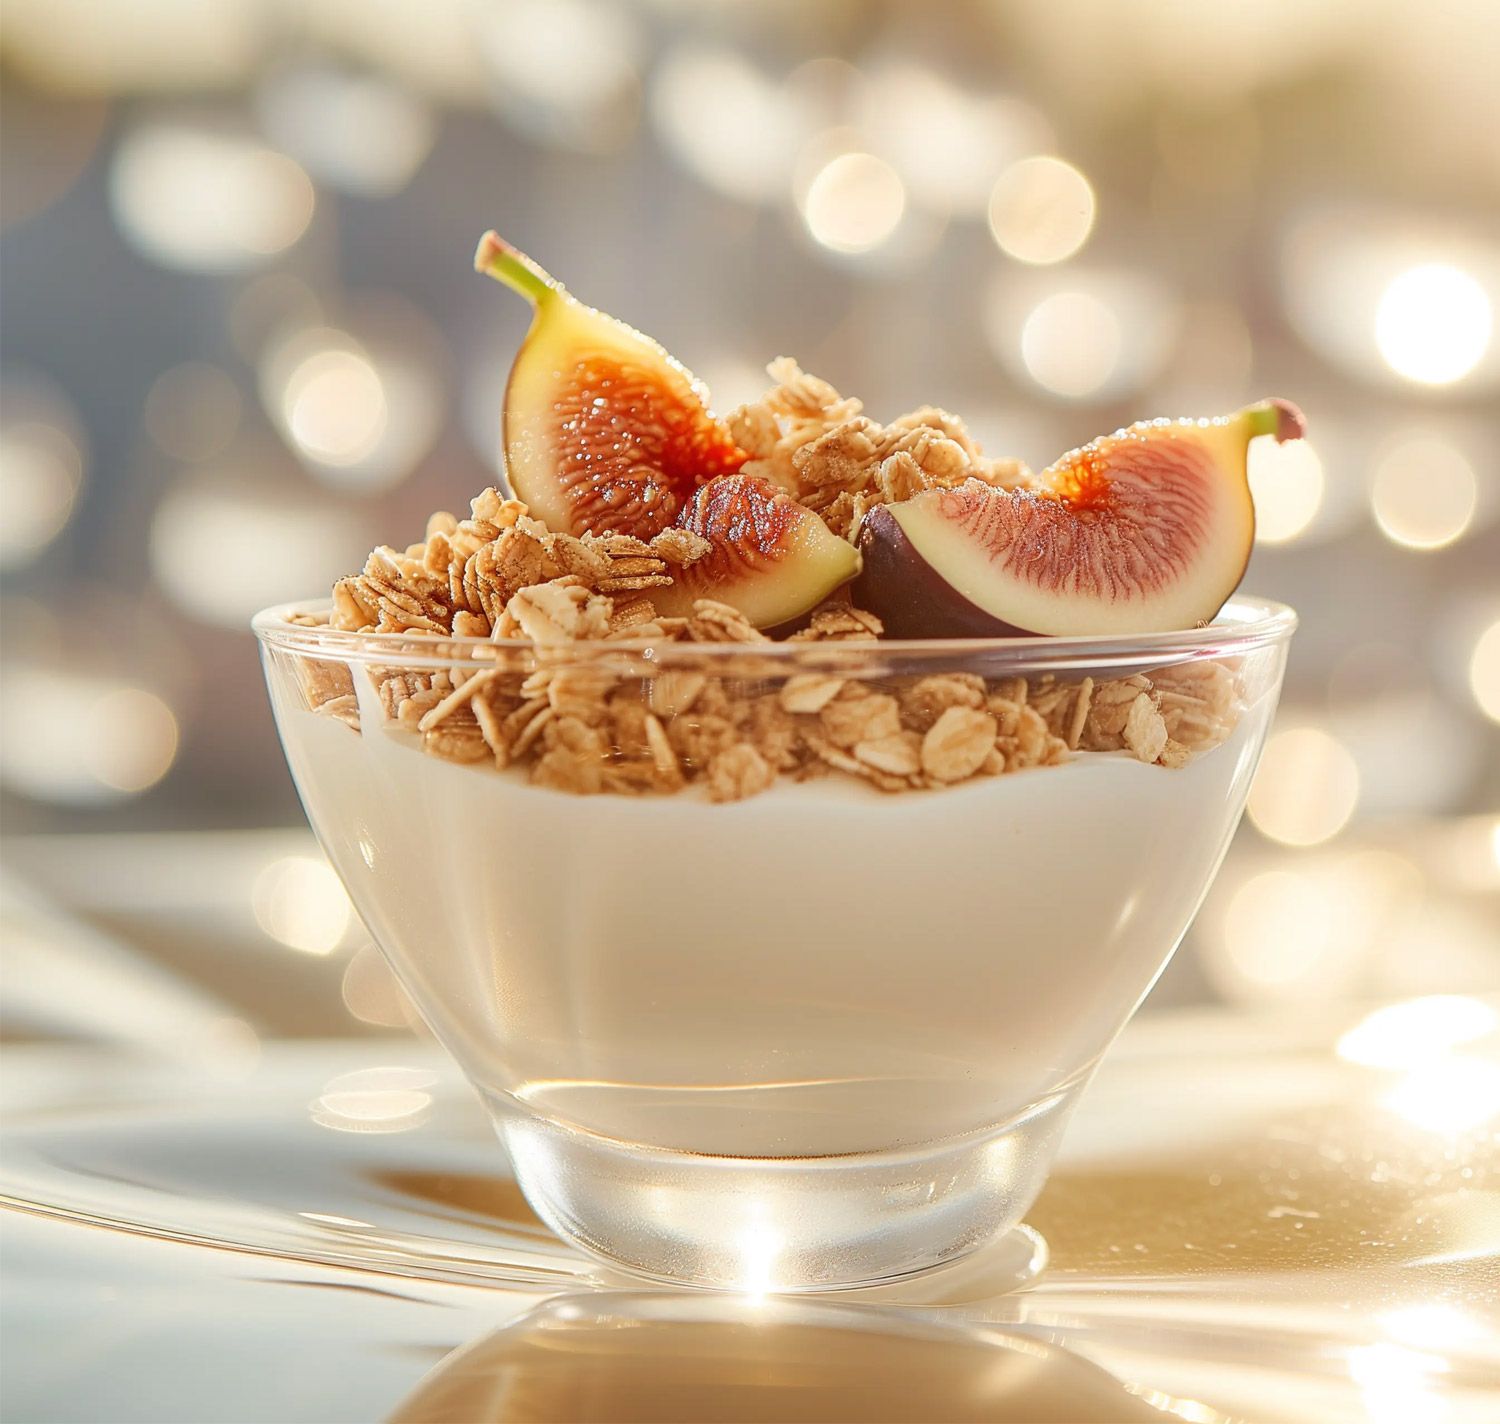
left=987, top=156, right=1096, bottom=265
left=991, top=271, right=1177, bottom=403
left=143, top=362, right=243, bottom=463
left=283, top=345, right=388, bottom=468
left=110, top=120, right=314, bottom=272
left=256, top=64, right=436, bottom=196
left=859, top=65, right=1050, bottom=217
left=1383, top=1056, right=1500, bottom=1135
left=1337, top=996, right=1498, bottom=1070
left=650, top=46, right=795, bottom=204
left=1019, top=292, right=1121, bottom=400
left=1248, top=436, right=1324, bottom=544
left=251, top=855, right=352, bottom=956
left=1469, top=619, right=1500, bottom=723
left=1371, top=435, right=1477, bottom=550
left=1375, top=263, right=1493, bottom=386
left=0, top=670, right=178, bottom=806
left=1205, top=850, right=1425, bottom=1005
left=0, top=382, right=87, bottom=569
left=259, top=308, right=445, bottom=491
left=1, top=0, right=262, bottom=92
left=150, top=473, right=376, bottom=627
left=476, top=0, right=640, bottom=152
left=798, top=151, right=906, bottom=255
left=1221, top=869, right=1341, bottom=993
left=310, top=1066, right=436, bottom=1134
left=1248, top=726, right=1361, bottom=846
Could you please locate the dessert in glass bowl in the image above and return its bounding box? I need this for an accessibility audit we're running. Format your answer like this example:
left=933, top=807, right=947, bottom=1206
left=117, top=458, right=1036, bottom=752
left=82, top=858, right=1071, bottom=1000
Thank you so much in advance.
left=256, top=234, right=1301, bottom=1291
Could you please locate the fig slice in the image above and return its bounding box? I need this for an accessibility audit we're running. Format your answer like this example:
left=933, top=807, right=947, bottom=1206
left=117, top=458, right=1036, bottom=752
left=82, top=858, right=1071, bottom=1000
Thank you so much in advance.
left=475, top=231, right=747, bottom=539
left=854, top=400, right=1306, bottom=639
left=653, top=474, right=862, bottom=628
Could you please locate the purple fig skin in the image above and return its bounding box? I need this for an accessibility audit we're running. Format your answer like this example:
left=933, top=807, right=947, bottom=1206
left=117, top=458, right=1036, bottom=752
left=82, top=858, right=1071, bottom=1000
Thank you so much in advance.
left=853, top=504, right=1036, bottom=639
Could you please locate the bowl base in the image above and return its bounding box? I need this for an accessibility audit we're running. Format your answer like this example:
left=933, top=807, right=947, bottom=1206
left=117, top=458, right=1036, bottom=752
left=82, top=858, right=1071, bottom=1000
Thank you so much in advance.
left=490, top=1088, right=1077, bottom=1293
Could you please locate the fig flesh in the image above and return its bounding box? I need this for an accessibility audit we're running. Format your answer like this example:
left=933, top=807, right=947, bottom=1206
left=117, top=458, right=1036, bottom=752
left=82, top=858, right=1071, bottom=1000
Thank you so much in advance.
left=854, top=401, right=1305, bottom=639
left=475, top=232, right=746, bottom=539
left=652, top=474, right=861, bottom=627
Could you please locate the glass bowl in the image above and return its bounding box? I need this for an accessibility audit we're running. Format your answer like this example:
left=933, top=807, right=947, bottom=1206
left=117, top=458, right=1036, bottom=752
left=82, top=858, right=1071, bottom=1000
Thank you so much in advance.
left=255, top=595, right=1294, bottom=1291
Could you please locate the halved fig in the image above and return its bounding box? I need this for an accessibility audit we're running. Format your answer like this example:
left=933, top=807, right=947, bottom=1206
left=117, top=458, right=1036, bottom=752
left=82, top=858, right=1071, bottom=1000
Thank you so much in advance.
left=653, top=474, right=861, bottom=627
left=475, top=231, right=746, bottom=539
left=854, top=400, right=1305, bottom=638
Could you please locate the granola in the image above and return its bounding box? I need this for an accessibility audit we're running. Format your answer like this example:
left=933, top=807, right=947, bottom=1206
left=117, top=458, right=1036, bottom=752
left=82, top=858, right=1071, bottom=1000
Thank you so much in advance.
left=291, top=360, right=1246, bottom=801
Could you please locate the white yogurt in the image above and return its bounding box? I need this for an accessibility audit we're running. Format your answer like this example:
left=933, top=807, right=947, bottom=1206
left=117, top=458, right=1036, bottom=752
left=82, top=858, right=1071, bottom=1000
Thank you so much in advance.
left=271, top=668, right=1273, bottom=1159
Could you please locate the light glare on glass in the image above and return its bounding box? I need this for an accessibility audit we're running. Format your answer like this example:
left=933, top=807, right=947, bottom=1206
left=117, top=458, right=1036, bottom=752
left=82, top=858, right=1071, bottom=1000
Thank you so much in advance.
left=987, top=156, right=1096, bottom=265
left=1248, top=436, right=1324, bottom=544
left=1248, top=726, right=1360, bottom=846
left=1374, top=262, right=1492, bottom=385
left=799, top=152, right=906, bottom=254
left=1371, top=435, right=1477, bottom=550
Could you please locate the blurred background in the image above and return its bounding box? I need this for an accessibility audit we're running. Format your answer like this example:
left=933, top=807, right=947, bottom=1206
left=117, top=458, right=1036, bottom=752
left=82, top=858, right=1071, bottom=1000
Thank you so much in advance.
left=2, top=0, right=1496, bottom=1048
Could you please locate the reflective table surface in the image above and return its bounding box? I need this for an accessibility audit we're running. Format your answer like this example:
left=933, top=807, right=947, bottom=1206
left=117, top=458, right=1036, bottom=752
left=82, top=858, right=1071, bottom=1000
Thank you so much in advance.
left=3, top=998, right=1498, bottom=1423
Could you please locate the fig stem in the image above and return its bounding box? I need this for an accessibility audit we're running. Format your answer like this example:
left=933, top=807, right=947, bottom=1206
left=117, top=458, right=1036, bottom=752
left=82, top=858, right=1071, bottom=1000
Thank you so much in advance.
left=1245, top=398, right=1306, bottom=444
left=474, top=231, right=557, bottom=306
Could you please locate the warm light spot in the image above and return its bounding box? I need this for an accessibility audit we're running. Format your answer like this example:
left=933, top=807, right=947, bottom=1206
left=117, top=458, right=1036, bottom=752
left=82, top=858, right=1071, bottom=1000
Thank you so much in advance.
left=799, top=151, right=906, bottom=254
left=1375, top=263, right=1492, bottom=386
left=1020, top=291, right=1122, bottom=399
left=260, top=313, right=444, bottom=492
left=987, top=156, right=1096, bottom=265
left=1380, top=1303, right=1492, bottom=1354
left=251, top=855, right=352, bottom=956
left=1384, top=1057, right=1500, bottom=1136
left=0, top=418, right=85, bottom=568
left=735, top=1216, right=782, bottom=1298
left=256, top=66, right=436, bottom=197
left=85, top=689, right=179, bottom=792
left=310, top=1067, right=437, bottom=1134
left=476, top=0, right=641, bottom=152
left=0, top=670, right=179, bottom=805
left=283, top=346, right=389, bottom=467
left=1337, top=996, right=1498, bottom=1069
left=1468, top=619, right=1500, bottom=723
left=1248, top=436, right=1324, bottom=544
left=341, top=945, right=416, bottom=1029
left=110, top=123, right=314, bottom=272
left=150, top=481, right=374, bottom=627
left=651, top=46, right=792, bottom=203
left=1348, top=1343, right=1450, bottom=1424
left=144, top=362, right=243, bottom=463
left=1222, top=870, right=1339, bottom=989
left=1371, top=436, right=1477, bottom=550
left=1248, top=726, right=1360, bottom=846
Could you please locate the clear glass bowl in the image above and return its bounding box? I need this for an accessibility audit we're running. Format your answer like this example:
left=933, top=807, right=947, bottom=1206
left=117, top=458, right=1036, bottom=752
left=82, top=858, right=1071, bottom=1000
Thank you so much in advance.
left=255, top=595, right=1294, bottom=1291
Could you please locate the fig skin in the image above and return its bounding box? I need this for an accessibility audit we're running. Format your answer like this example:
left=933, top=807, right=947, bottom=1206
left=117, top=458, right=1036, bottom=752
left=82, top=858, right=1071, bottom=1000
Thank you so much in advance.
left=855, top=504, right=1031, bottom=639
left=853, top=400, right=1306, bottom=640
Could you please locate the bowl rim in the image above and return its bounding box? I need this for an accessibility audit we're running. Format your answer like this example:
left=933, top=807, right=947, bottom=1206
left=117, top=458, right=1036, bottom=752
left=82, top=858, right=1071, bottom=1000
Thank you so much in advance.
left=253, top=594, right=1296, bottom=674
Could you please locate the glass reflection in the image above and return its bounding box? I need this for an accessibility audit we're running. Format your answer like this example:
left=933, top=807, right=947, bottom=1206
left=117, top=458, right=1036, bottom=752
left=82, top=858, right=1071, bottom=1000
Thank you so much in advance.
left=390, top=1293, right=1184, bottom=1424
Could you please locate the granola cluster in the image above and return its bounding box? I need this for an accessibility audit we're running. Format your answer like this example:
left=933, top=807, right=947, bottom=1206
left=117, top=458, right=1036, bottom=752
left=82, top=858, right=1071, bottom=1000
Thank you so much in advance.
left=289, top=360, right=1244, bottom=801
left=728, top=358, right=1030, bottom=539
